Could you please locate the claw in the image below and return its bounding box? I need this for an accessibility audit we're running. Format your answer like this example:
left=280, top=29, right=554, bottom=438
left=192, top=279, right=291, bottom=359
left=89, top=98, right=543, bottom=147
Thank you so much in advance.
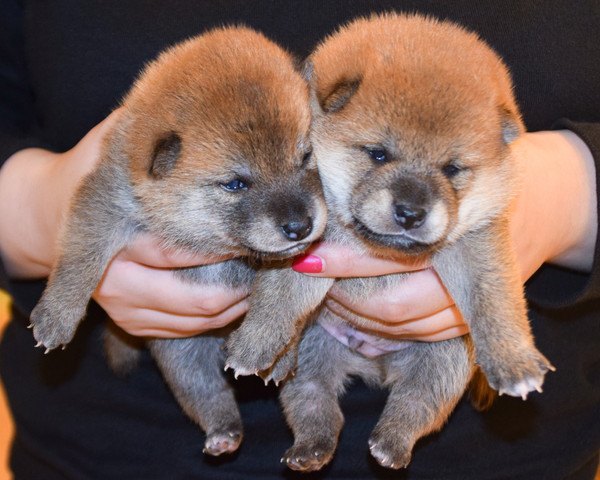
left=34, top=341, right=42, bottom=348
left=535, top=385, right=543, bottom=393
left=263, top=378, right=269, bottom=387
left=234, top=371, right=240, bottom=380
left=223, top=364, right=230, bottom=372
left=27, top=323, right=33, bottom=329
left=44, top=348, right=51, bottom=355
left=61, top=345, right=67, bottom=351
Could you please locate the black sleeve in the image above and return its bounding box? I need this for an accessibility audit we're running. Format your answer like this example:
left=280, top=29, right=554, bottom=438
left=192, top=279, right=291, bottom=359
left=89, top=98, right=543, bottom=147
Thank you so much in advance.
left=0, top=0, right=47, bottom=294
left=526, top=120, right=600, bottom=308
left=0, top=0, right=48, bottom=165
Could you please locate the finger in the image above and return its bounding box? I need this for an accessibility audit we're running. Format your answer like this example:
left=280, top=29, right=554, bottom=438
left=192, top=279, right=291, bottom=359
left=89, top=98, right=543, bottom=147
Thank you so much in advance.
left=292, top=242, right=430, bottom=278
left=119, top=298, right=249, bottom=338
left=120, top=233, right=235, bottom=268
left=326, top=300, right=466, bottom=338
left=96, top=260, right=249, bottom=316
left=408, top=325, right=470, bottom=342
left=328, top=268, right=453, bottom=323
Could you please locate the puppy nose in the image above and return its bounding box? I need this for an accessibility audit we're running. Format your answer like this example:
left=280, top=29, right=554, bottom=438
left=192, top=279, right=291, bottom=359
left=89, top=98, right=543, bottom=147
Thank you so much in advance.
left=394, top=204, right=427, bottom=230
left=281, top=217, right=313, bottom=241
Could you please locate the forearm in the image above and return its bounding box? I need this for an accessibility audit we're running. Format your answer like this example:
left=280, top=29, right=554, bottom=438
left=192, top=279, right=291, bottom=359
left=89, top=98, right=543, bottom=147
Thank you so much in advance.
left=510, top=130, right=597, bottom=276
left=0, top=148, right=95, bottom=279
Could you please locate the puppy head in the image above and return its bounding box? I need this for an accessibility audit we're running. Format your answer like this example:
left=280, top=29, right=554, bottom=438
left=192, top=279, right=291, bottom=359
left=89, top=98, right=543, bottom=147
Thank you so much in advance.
left=309, top=14, right=523, bottom=255
left=119, top=27, right=326, bottom=257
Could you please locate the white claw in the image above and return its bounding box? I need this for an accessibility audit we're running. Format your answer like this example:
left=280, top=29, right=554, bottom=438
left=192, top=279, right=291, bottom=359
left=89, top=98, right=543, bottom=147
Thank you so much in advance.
left=27, top=324, right=33, bottom=329
left=34, top=341, right=42, bottom=348
left=535, top=385, right=543, bottom=393
left=280, top=457, right=285, bottom=464
left=61, top=345, right=67, bottom=351
left=263, top=378, right=269, bottom=387
left=234, top=372, right=240, bottom=380
left=223, top=364, right=230, bottom=372
left=44, top=348, right=51, bottom=355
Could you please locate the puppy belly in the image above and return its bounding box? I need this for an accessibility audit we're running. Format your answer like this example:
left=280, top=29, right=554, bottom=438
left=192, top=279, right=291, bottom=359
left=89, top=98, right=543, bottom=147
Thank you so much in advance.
left=318, top=315, right=411, bottom=358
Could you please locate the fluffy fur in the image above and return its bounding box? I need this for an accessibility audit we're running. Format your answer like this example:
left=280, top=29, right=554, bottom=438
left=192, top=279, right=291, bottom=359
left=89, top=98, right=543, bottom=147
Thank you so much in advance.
left=29, top=26, right=327, bottom=456
left=225, top=13, right=553, bottom=470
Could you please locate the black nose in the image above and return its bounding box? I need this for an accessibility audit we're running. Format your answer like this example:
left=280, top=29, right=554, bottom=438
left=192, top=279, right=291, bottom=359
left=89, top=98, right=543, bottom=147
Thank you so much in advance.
left=394, top=204, right=427, bottom=230
left=281, top=217, right=313, bottom=241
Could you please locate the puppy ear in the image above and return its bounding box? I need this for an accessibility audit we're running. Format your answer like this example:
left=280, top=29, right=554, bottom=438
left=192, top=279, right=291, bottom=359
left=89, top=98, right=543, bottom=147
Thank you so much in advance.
left=150, top=132, right=181, bottom=178
left=318, top=77, right=361, bottom=113
left=499, top=106, right=523, bottom=144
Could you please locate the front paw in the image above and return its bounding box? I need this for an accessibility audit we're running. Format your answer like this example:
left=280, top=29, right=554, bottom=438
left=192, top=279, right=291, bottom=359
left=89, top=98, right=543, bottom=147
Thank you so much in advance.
left=478, top=346, right=555, bottom=400
left=225, top=329, right=282, bottom=378
left=30, top=300, right=82, bottom=352
left=261, top=347, right=297, bottom=386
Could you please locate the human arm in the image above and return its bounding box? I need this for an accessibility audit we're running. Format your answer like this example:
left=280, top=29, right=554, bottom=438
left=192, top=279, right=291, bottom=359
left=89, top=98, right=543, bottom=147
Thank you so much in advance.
left=292, top=129, right=597, bottom=341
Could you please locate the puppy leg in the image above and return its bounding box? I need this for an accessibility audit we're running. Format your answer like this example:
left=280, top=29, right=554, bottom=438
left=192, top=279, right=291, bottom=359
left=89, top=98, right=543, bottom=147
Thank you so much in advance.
left=226, top=268, right=333, bottom=377
left=103, top=321, right=144, bottom=376
left=30, top=161, right=135, bottom=351
left=148, top=336, right=243, bottom=456
left=369, top=338, right=472, bottom=469
left=433, top=219, right=554, bottom=399
left=279, top=322, right=361, bottom=472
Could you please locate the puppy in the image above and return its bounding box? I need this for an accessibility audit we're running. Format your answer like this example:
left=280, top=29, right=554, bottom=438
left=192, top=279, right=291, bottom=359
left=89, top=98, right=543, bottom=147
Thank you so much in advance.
left=29, top=26, right=326, bottom=456
left=226, top=14, right=554, bottom=470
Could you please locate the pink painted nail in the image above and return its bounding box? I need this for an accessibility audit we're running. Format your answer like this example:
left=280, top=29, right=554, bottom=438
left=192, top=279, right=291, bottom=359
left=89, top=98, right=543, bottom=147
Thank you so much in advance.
left=292, top=254, right=323, bottom=274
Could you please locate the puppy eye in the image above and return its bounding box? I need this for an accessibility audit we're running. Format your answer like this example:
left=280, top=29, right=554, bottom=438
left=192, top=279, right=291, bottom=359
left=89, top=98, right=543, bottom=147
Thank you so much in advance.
left=364, top=147, right=389, bottom=164
left=220, top=179, right=249, bottom=192
left=301, top=149, right=313, bottom=167
left=441, top=162, right=463, bottom=178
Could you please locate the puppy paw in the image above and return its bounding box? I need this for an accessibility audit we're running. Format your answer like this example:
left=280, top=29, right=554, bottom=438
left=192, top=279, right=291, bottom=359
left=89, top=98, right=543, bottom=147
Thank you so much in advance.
left=281, top=441, right=335, bottom=472
left=261, top=348, right=297, bottom=386
left=479, top=346, right=554, bottom=400
left=225, top=330, right=282, bottom=378
left=203, top=429, right=243, bottom=456
left=30, top=301, right=81, bottom=352
left=368, top=434, right=411, bottom=470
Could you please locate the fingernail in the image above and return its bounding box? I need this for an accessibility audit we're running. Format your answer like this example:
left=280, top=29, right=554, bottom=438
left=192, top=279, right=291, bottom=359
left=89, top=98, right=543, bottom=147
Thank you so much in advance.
left=292, top=254, right=324, bottom=274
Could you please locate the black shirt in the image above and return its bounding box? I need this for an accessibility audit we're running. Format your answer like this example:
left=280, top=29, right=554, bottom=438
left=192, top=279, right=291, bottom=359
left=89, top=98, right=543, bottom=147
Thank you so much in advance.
left=0, top=1, right=599, bottom=479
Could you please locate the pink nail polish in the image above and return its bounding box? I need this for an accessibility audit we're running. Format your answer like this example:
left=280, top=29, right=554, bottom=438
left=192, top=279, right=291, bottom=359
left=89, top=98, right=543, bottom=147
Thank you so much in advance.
left=292, top=254, right=323, bottom=274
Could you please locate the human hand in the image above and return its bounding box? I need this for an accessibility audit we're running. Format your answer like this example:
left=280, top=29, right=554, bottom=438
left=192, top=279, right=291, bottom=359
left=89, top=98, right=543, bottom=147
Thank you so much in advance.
left=0, top=112, right=249, bottom=337
left=292, top=130, right=596, bottom=342
left=93, top=233, right=249, bottom=338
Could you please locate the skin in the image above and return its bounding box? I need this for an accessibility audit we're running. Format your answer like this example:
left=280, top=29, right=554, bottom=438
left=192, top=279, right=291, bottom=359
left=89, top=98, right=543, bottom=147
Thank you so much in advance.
left=0, top=116, right=596, bottom=342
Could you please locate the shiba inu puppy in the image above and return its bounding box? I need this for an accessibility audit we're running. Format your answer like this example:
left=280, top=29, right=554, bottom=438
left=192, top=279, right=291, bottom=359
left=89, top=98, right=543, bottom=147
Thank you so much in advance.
left=225, top=14, right=554, bottom=470
left=30, top=26, right=326, bottom=456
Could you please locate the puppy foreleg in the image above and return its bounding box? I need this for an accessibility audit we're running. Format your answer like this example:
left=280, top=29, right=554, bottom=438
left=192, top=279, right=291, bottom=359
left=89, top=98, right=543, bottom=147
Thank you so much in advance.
left=433, top=219, right=554, bottom=399
left=225, top=268, right=333, bottom=377
left=30, top=162, right=135, bottom=351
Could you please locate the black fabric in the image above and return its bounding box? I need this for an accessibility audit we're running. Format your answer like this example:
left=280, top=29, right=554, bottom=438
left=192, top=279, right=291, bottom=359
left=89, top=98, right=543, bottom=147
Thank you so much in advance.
left=0, top=1, right=599, bottom=479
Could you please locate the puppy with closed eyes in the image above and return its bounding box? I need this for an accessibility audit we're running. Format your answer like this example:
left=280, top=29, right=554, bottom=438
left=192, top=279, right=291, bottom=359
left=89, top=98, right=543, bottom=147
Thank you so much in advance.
left=29, top=26, right=326, bottom=456
left=225, top=13, right=553, bottom=470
